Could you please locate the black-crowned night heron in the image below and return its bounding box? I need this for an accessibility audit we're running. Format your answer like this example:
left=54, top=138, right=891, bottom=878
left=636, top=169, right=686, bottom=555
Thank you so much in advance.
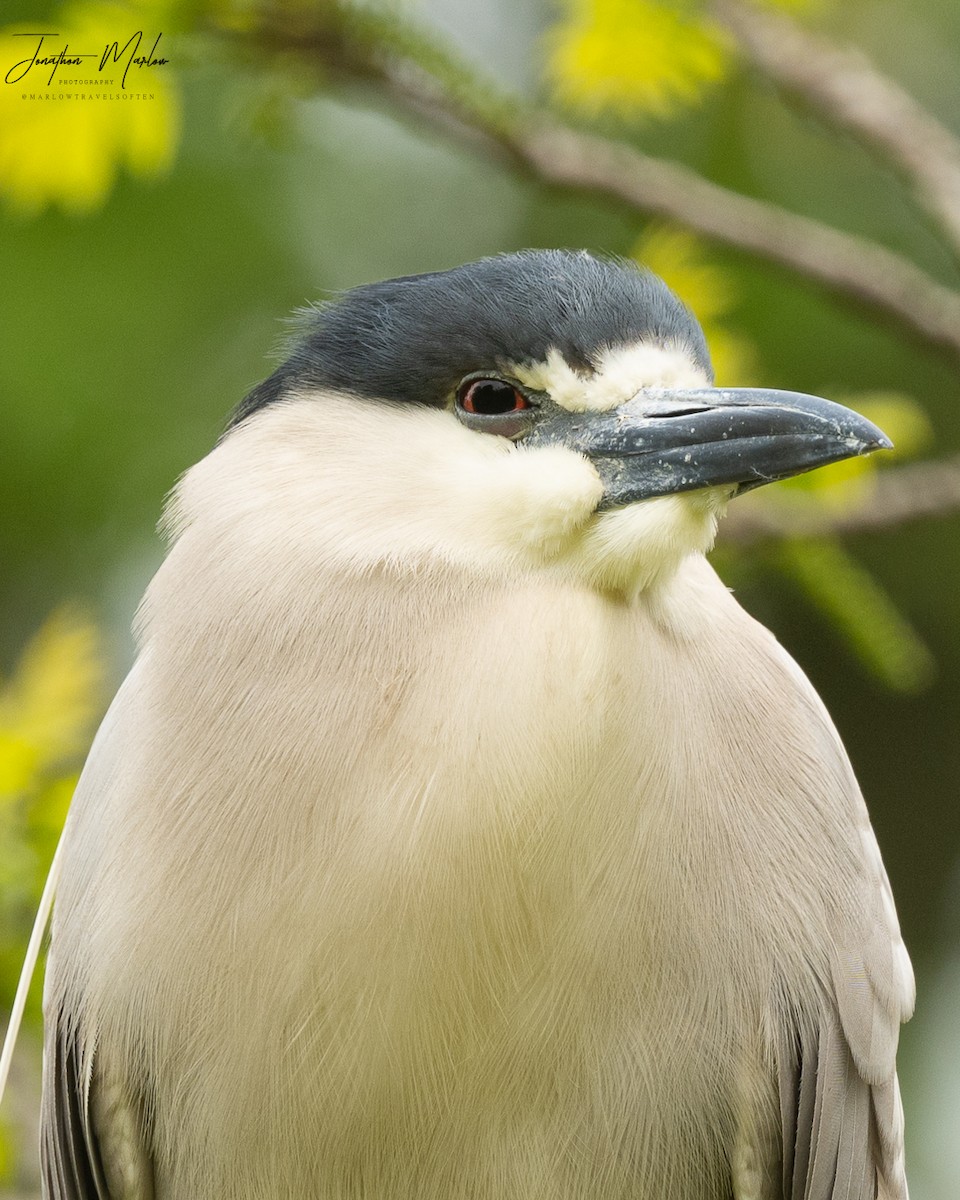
left=39, top=250, right=913, bottom=1200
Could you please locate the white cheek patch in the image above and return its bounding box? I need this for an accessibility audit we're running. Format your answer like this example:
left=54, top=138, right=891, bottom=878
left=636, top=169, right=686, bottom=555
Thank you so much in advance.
left=173, top=395, right=606, bottom=580
left=585, top=343, right=709, bottom=411
left=510, top=342, right=709, bottom=414
left=510, top=348, right=590, bottom=413
left=479, top=444, right=604, bottom=558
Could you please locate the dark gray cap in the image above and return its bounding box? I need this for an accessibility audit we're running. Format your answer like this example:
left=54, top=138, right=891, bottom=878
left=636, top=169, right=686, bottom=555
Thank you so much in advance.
left=231, top=250, right=711, bottom=425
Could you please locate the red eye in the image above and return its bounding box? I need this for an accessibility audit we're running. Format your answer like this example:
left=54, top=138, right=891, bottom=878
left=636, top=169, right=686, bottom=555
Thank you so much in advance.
left=457, top=379, right=530, bottom=415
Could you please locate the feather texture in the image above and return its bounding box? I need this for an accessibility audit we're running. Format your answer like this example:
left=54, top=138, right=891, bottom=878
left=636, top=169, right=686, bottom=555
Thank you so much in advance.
left=42, top=393, right=912, bottom=1200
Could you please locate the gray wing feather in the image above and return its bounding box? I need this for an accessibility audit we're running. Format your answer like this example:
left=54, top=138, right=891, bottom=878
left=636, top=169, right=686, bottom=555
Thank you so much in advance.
left=41, top=666, right=155, bottom=1200
left=41, top=1018, right=110, bottom=1200
left=833, top=1036, right=873, bottom=1200
left=771, top=668, right=914, bottom=1200
left=804, top=1008, right=843, bottom=1198
left=775, top=955, right=912, bottom=1200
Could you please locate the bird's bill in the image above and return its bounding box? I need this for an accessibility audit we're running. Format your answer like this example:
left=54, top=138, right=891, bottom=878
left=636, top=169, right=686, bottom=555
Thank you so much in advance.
left=525, top=387, right=892, bottom=510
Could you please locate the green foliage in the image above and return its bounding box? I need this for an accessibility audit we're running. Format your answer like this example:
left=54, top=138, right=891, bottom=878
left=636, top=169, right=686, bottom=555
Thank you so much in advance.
left=0, top=610, right=105, bottom=1024
left=775, top=538, right=935, bottom=693
left=0, top=1111, right=15, bottom=1188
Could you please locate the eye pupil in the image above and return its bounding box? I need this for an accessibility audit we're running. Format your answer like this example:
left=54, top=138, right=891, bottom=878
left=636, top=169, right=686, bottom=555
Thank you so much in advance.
left=459, top=379, right=528, bottom=415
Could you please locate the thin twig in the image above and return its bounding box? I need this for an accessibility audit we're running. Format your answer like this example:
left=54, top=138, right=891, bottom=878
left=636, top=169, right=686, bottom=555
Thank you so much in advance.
left=508, top=119, right=960, bottom=358
left=221, top=9, right=960, bottom=538
left=712, top=0, right=960, bottom=255
left=721, top=454, right=960, bottom=542
left=233, top=12, right=960, bottom=363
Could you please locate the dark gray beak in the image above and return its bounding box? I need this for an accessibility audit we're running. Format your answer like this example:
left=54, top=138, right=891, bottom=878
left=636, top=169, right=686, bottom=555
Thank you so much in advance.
left=525, top=387, right=892, bottom=509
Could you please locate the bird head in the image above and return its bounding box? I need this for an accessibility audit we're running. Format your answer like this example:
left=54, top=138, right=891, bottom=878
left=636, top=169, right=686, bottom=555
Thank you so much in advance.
left=176, top=251, right=889, bottom=600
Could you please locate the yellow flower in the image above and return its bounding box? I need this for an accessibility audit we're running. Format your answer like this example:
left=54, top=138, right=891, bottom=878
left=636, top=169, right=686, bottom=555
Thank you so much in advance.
left=0, top=608, right=104, bottom=794
left=0, top=734, right=39, bottom=797
left=0, top=609, right=105, bottom=1034
left=0, top=2, right=180, bottom=215
left=547, top=0, right=730, bottom=120
left=0, top=1113, right=16, bottom=1189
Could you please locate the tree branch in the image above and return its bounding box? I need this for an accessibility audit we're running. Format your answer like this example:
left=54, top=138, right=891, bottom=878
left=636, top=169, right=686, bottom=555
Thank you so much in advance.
left=507, top=119, right=960, bottom=359
left=721, top=454, right=960, bottom=542
left=712, top=0, right=960, bottom=255
left=219, top=7, right=960, bottom=538
left=229, top=8, right=960, bottom=364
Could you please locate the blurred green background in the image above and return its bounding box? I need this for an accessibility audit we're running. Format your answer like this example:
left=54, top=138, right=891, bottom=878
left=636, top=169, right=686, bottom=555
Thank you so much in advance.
left=1, top=0, right=959, bottom=1194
